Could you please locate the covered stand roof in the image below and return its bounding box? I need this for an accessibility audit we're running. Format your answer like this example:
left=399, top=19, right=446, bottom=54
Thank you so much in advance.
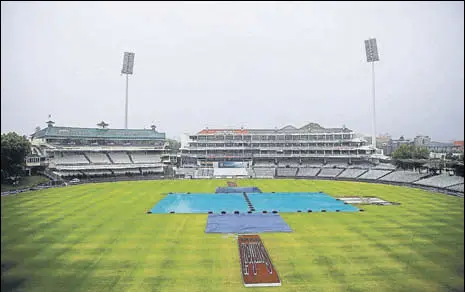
left=32, top=126, right=165, bottom=140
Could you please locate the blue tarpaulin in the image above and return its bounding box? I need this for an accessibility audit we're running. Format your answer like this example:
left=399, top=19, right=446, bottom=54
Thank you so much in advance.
left=215, top=186, right=262, bottom=193
left=205, top=213, right=292, bottom=233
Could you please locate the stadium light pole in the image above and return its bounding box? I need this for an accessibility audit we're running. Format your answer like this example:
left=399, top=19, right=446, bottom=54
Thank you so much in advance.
left=364, top=38, right=379, bottom=150
left=121, top=52, right=135, bottom=129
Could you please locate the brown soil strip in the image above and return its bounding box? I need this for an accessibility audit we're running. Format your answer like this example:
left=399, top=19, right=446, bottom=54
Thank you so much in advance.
left=238, top=235, right=281, bottom=287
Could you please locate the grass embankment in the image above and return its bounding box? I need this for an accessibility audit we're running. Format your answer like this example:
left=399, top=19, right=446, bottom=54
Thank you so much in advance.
left=1, top=175, right=50, bottom=192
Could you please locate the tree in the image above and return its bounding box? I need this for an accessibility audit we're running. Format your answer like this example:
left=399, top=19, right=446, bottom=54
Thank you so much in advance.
left=166, top=139, right=181, bottom=151
left=414, top=146, right=430, bottom=159
left=1, top=132, right=31, bottom=182
left=392, top=144, right=430, bottom=159
left=392, top=144, right=414, bottom=159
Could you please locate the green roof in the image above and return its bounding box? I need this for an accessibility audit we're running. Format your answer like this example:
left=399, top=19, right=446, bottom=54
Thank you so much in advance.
left=32, top=126, right=165, bottom=140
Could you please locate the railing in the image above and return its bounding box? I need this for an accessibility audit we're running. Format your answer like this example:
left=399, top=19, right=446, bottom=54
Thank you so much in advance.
left=182, top=146, right=371, bottom=152
left=54, top=163, right=164, bottom=171
left=47, top=146, right=166, bottom=152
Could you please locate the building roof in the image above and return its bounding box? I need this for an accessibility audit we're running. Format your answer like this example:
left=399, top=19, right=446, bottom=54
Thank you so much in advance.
left=32, top=126, right=165, bottom=140
left=427, top=141, right=454, bottom=147
left=196, top=123, right=352, bottom=135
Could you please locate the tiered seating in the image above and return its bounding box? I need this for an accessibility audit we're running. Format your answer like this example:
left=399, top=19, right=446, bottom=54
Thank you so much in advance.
left=196, top=168, right=214, bottom=178
left=446, top=184, right=464, bottom=193
left=54, top=154, right=89, bottom=165
left=414, top=174, right=465, bottom=188
left=86, top=153, right=111, bottom=164
left=246, top=168, right=255, bottom=177
left=175, top=168, right=196, bottom=177
left=278, top=161, right=300, bottom=167
left=254, top=161, right=276, bottom=167
left=54, top=170, right=82, bottom=177
left=108, top=152, right=132, bottom=164
left=358, top=169, right=392, bottom=180
left=373, top=163, right=396, bottom=170
left=253, top=168, right=275, bottom=178
left=83, top=170, right=112, bottom=176
left=301, top=161, right=323, bottom=168
left=130, top=153, right=161, bottom=163
left=318, top=168, right=343, bottom=177
left=348, top=163, right=373, bottom=169
left=379, top=170, right=429, bottom=183
left=296, top=168, right=320, bottom=177
left=323, top=163, right=348, bottom=168
left=141, top=167, right=164, bottom=174
left=112, top=169, right=141, bottom=175
left=338, top=168, right=367, bottom=178
left=213, top=168, right=248, bottom=177
left=276, top=168, right=298, bottom=177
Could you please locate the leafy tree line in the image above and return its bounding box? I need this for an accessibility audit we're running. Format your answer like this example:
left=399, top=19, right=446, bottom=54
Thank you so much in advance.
left=1, top=132, right=31, bottom=183
left=392, top=144, right=430, bottom=160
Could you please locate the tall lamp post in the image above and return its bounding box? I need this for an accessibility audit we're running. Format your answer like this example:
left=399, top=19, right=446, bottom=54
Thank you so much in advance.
left=364, top=38, right=380, bottom=150
left=121, top=52, right=135, bottom=129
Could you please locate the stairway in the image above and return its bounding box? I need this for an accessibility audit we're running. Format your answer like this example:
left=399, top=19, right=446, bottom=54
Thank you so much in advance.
left=128, top=152, right=135, bottom=163
left=82, top=153, right=92, bottom=163
left=106, top=153, right=115, bottom=164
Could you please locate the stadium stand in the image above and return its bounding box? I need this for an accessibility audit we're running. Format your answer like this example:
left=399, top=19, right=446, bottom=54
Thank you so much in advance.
left=254, top=161, right=276, bottom=167
left=296, top=168, right=320, bottom=177
left=358, top=169, right=393, bottom=180
left=278, top=160, right=300, bottom=167
left=276, top=168, right=298, bottom=177
left=348, top=162, right=373, bottom=169
left=246, top=168, right=255, bottom=177
left=318, top=168, right=344, bottom=177
left=83, top=170, right=113, bottom=176
left=141, top=167, right=164, bottom=174
left=53, top=153, right=89, bottom=165
left=372, top=163, right=396, bottom=170
left=213, top=168, right=248, bottom=177
left=322, top=162, right=348, bottom=169
left=108, top=152, right=132, bottom=164
left=446, top=183, right=464, bottom=192
left=175, top=168, right=196, bottom=177
left=337, top=168, right=367, bottom=178
left=86, top=152, right=111, bottom=164
left=379, top=170, right=429, bottom=183
left=414, top=174, right=465, bottom=188
left=253, top=168, right=275, bottom=178
left=301, top=161, right=324, bottom=168
left=196, top=168, right=214, bottom=178
left=130, top=153, right=161, bottom=163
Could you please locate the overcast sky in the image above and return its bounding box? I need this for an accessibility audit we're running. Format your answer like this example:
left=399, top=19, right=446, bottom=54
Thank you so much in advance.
left=1, top=1, right=464, bottom=141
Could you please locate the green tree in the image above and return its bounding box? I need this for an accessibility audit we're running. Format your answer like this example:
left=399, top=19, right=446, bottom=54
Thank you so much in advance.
left=392, top=144, right=414, bottom=159
left=414, top=146, right=430, bottom=159
left=166, top=139, right=181, bottom=151
left=392, top=144, right=429, bottom=159
left=1, top=132, right=31, bottom=182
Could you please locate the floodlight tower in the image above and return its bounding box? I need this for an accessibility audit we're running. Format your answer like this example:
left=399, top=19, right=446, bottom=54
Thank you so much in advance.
left=121, top=52, right=135, bottom=129
left=364, top=38, right=379, bottom=149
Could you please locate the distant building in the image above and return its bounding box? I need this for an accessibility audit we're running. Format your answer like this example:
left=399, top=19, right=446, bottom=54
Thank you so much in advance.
left=453, top=141, right=464, bottom=152
left=414, top=135, right=431, bottom=147
left=385, top=136, right=413, bottom=156
left=426, top=141, right=460, bottom=154
left=376, top=134, right=391, bottom=154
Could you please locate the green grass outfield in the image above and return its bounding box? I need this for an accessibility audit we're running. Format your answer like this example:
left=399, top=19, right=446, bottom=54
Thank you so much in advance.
left=1, top=179, right=464, bottom=292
